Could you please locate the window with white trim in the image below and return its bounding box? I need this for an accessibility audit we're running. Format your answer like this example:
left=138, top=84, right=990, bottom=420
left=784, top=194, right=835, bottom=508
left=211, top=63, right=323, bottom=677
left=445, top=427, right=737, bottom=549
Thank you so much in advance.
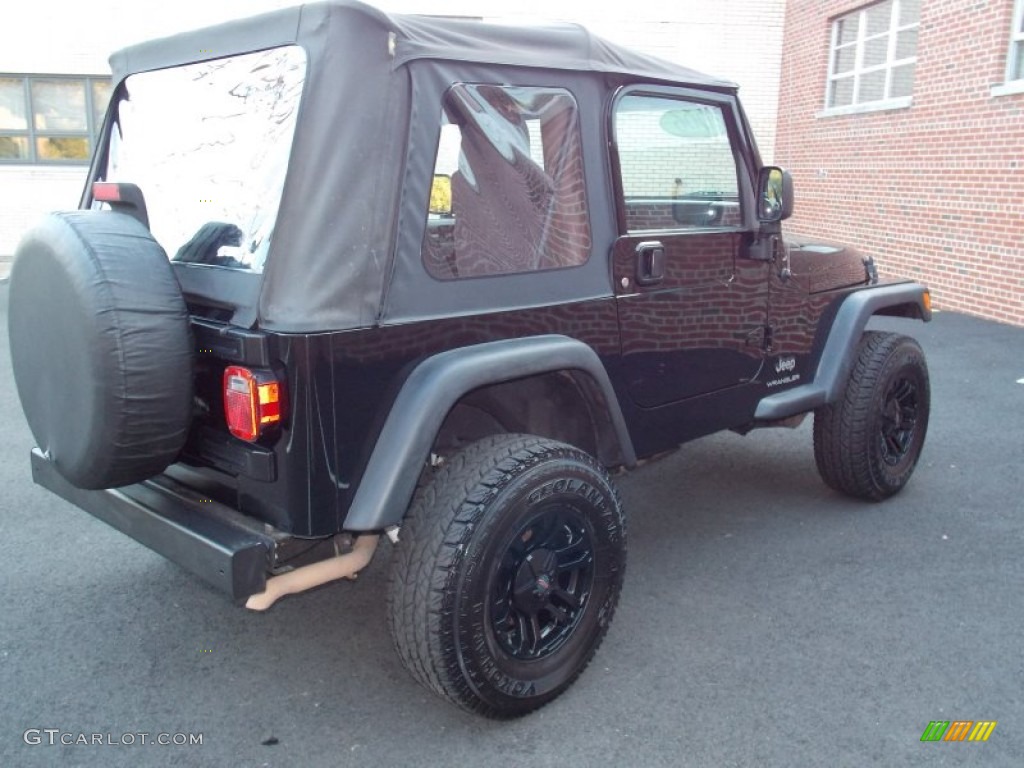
left=825, top=0, right=919, bottom=111
left=1007, top=0, right=1024, bottom=82
left=0, top=74, right=111, bottom=163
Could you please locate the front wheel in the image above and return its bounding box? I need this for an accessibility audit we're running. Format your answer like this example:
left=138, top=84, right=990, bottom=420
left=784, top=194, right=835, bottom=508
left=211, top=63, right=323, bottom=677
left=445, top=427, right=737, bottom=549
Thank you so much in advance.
left=813, top=331, right=930, bottom=501
left=387, top=434, right=626, bottom=718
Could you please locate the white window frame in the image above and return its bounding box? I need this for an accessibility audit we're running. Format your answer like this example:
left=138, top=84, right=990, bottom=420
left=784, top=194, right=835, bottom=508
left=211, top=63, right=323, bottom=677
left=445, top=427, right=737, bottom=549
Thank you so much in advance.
left=0, top=74, right=111, bottom=164
left=992, top=0, right=1024, bottom=97
left=820, top=0, right=918, bottom=117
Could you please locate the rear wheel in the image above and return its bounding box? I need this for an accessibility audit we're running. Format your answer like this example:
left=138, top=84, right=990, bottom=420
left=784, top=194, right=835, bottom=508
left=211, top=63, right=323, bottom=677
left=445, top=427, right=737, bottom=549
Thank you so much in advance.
left=388, top=434, right=626, bottom=718
left=813, top=331, right=930, bottom=501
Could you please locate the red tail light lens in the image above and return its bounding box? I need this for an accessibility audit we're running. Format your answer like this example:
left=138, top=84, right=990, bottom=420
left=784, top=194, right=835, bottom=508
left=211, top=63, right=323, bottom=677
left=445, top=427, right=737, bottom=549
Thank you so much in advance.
left=92, top=182, right=123, bottom=202
left=223, top=366, right=282, bottom=442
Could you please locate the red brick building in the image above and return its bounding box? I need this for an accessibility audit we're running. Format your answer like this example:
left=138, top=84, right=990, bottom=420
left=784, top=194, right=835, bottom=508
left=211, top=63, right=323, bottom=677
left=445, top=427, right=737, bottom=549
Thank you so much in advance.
left=775, top=0, right=1024, bottom=325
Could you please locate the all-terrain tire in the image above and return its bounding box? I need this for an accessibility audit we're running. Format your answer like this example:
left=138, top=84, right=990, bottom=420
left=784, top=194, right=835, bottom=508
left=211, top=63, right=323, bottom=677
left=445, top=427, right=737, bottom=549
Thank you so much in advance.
left=387, top=434, right=626, bottom=718
left=813, top=331, right=930, bottom=501
left=8, top=211, right=193, bottom=489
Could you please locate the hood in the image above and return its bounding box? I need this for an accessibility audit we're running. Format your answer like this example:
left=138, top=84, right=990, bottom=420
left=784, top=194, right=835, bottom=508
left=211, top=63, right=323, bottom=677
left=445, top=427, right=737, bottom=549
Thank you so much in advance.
left=784, top=235, right=875, bottom=294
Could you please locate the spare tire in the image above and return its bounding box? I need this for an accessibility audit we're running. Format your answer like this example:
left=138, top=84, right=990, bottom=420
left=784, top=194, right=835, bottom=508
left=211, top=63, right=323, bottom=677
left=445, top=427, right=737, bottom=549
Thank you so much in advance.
left=8, top=211, right=193, bottom=490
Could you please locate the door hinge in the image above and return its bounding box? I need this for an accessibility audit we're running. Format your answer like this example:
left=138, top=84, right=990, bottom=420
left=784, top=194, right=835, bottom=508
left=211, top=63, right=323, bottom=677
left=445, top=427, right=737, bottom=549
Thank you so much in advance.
left=764, top=324, right=774, bottom=352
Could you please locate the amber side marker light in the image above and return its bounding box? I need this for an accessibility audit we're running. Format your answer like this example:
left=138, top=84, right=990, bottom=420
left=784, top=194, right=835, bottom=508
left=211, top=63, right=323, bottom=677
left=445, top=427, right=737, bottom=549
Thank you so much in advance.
left=923, top=290, right=932, bottom=314
left=223, top=365, right=282, bottom=442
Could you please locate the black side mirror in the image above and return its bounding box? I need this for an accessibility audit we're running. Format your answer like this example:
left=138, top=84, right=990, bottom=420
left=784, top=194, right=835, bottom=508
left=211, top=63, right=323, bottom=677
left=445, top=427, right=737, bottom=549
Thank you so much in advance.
left=757, top=166, right=793, bottom=223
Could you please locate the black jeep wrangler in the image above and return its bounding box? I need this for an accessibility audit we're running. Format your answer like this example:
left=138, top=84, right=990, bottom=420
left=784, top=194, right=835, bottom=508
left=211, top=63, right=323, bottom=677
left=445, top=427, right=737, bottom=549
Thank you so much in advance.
left=7, top=1, right=931, bottom=718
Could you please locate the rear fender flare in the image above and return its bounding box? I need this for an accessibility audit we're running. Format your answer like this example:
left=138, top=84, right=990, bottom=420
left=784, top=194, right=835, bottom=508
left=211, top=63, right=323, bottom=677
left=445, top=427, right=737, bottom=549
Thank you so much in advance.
left=342, top=335, right=636, bottom=531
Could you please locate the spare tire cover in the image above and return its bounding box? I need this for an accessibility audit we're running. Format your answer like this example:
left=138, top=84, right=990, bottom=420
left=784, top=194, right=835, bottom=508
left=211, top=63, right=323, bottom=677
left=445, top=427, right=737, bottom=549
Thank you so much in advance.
left=8, top=211, right=193, bottom=490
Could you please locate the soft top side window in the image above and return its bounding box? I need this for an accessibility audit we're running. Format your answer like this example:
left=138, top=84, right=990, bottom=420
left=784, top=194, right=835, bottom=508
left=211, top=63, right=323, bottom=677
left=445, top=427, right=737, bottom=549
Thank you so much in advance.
left=422, top=84, right=591, bottom=280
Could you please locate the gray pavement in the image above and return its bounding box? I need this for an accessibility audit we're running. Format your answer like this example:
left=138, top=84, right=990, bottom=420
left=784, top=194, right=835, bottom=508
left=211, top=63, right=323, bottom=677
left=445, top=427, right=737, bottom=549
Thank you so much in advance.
left=0, top=282, right=1021, bottom=767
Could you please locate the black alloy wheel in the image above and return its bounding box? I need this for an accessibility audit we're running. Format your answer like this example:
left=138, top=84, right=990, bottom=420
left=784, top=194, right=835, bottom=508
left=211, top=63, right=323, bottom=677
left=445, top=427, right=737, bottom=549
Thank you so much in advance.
left=490, top=502, right=596, bottom=661
left=879, top=375, right=921, bottom=467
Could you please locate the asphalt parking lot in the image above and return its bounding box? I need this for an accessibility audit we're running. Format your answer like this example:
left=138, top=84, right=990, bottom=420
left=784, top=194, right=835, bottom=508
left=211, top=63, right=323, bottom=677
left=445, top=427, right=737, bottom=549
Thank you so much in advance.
left=0, top=281, right=1021, bottom=767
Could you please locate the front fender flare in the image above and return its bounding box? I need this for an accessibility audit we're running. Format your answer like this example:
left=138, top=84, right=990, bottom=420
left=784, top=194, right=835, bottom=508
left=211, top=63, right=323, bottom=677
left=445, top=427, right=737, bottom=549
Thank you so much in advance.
left=755, top=282, right=931, bottom=421
left=342, top=335, right=636, bottom=531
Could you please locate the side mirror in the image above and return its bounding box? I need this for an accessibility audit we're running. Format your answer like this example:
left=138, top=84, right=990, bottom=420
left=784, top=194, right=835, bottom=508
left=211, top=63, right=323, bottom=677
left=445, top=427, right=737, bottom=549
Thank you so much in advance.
left=429, top=174, right=452, bottom=216
left=757, top=166, right=793, bottom=223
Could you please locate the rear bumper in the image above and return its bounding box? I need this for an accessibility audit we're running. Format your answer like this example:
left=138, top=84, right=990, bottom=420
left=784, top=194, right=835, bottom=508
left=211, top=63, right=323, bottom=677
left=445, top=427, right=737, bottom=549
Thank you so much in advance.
left=31, top=448, right=275, bottom=601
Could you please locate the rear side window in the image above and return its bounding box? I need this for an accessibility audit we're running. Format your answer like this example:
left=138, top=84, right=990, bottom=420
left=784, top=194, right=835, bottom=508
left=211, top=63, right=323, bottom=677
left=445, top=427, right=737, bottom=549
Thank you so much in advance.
left=103, top=46, right=306, bottom=273
left=422, top=84, right=591, bottom=280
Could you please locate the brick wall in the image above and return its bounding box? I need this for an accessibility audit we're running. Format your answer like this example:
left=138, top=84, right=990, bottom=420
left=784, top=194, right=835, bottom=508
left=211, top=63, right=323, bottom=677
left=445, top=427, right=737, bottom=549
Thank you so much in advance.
left=775, top=0, right=1024, bottom=325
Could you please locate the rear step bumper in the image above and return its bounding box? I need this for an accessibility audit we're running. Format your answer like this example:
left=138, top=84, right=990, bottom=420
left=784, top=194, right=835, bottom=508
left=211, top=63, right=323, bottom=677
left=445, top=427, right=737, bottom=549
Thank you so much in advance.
left=31, top=448, right=275, bottom=602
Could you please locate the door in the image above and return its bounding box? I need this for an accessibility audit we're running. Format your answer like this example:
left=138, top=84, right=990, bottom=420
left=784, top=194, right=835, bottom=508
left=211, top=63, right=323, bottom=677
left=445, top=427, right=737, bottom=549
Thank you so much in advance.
left=610, top=89, right=769, bottom=408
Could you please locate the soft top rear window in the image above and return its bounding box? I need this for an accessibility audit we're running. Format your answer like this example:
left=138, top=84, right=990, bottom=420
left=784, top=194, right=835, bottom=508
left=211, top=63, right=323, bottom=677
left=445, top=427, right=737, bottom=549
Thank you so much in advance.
left=103, top=46, right=306, bottom=273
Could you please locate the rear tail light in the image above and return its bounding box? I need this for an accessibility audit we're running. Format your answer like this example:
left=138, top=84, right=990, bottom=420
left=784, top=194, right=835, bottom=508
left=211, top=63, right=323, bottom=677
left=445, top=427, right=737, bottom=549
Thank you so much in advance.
left=223, top=366, right=283, bottom=442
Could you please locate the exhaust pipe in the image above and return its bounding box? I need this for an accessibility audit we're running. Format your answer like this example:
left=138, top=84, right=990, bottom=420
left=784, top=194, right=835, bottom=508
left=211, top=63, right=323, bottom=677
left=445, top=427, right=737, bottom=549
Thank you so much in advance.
left=245, top=534, right=380, bottom=611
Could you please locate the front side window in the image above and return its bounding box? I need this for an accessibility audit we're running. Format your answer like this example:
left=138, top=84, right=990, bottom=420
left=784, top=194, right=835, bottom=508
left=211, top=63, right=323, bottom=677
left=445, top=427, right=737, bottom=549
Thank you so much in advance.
left=613, top=94, right=741, bottom=233
left=422, top=84, right=591, bottom=280
left=826, top=0, right=919, bottom=111
left=105, top=46, right=306, bottom=273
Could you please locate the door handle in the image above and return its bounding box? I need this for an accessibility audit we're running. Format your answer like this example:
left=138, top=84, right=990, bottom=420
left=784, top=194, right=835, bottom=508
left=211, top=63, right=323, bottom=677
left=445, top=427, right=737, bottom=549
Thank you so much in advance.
left=635, top=241, right=665, bottom=286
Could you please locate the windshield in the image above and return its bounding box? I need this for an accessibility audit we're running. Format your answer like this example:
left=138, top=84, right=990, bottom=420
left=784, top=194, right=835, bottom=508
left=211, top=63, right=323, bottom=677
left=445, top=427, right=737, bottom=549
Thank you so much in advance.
left=103, top=46, right=306, bottom=273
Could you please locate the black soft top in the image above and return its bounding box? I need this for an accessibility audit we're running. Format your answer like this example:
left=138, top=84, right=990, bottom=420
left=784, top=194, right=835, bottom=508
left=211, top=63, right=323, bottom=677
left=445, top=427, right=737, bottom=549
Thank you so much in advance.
left=104, top=1, right=736, bottom=332
left=110, top=1, right=733, bottom=89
